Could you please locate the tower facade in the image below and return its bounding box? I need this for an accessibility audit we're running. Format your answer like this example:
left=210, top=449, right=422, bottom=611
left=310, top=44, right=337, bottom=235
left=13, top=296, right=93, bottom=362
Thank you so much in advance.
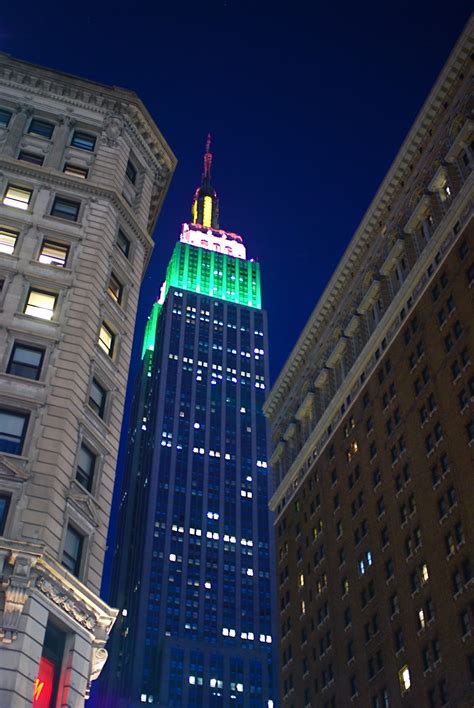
left=102, top=141, right=278, bottom=707
left=0, top=53, right=175, bottom=706
left=264, top=18, right=474, bottom=708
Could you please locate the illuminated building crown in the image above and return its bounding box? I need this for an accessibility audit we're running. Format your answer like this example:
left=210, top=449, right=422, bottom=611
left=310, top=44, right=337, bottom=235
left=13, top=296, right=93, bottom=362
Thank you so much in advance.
left=191, top=134, right=220, bottom=229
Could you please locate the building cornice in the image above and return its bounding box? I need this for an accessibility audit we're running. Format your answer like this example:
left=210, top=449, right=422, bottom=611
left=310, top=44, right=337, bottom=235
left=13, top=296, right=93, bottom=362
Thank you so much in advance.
left=269, top=193, right=473, bottom=517
left=264, top=15, right=474, bottom=420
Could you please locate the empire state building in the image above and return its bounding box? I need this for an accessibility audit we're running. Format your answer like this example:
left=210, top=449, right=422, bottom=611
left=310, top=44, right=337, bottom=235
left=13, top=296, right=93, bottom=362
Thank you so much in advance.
left=101, top=138, right=278, bottom=707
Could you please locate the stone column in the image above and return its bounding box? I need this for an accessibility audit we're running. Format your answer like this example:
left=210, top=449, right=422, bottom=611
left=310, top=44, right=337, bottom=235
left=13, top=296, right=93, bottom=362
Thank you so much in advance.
left=44, top=116, right=75, bottom=169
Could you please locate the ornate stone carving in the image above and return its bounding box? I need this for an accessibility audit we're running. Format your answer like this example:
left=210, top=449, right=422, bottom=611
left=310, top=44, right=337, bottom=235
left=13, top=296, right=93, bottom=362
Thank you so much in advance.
left=0, top=552, right=36, bottom=643
left=36, top=576, right=97, bottom=630
left=101, top=113, right=124, bottom=147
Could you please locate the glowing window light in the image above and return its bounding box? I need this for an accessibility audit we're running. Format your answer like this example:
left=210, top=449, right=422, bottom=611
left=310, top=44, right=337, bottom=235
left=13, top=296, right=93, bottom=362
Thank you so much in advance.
left=203, top=196, right=213, bottom=227
left=3, top=184, right=32, bottom=210
left=24, top=289, right=56, bottom=320
left=399, top=665, right=411, bottom=692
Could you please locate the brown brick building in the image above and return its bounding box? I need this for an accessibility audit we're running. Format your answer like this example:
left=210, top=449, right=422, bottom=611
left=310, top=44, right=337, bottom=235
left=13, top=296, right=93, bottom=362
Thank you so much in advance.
left=264, top=17, right=474, bottom=708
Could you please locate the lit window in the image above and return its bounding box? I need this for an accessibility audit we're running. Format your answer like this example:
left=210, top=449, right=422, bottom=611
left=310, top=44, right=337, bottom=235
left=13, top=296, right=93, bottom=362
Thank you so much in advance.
left=39, top=240, right=69, bottom=267
left=89, top=378, right=106, bottom=418
left=107, top=272, right=123, bottom=304
left=421, top=563, right=429, bottom=584
left=71, top=130, right=96, bottom=151
left=398, top=664, right=411, bottom=693
left=0, top=408, right=28, bottom=455
left=98, top=323, right=115, bottom=357
left=117, top=229, right=130, bottom=258
left=0, top=108, right=12, bottom=128
left=125, top=159, right=137, bottom=185
left=0, top=226, right=19, bottom=255
left=63, top=163, right=88, bottom=179
left=62, top=525, right=83, bottom=576
left=7, top=343, right=44, bottom=380
left=50, top=196, right=80, bottom=221
left=24, top=289, right=57, bottom=320
left=28, top=118, right=54, bottom=139
left=299, top=573, right=305, bottom=587
left=3, top=184, right=33, bottom=210
left=418, top=609, right=425, bottom=629
left=76, top=443, right=96, bottom=491
left=18, top=150, right=44, bottom=166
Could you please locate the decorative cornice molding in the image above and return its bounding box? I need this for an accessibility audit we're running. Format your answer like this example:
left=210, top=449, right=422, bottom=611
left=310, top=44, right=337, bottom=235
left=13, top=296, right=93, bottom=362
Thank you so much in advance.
left=270, top=195, right=474, bottom=516
left=264, top=19, right=473, bottom=418
left=36, top=575, right=97, bottom=630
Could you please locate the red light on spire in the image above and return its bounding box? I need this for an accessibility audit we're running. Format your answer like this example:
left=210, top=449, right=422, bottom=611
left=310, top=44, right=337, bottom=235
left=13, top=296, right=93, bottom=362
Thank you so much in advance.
left=203, top=133, right=212, bottom=182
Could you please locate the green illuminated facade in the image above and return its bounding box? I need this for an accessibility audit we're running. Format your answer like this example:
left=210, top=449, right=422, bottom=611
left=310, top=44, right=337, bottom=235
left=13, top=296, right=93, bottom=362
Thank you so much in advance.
left=142, top=241, right=261, bottom=358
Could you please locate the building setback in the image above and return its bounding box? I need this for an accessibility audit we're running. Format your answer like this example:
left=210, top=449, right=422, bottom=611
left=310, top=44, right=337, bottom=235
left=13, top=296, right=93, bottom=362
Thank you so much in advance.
left=264, top=18, right=474, bottom=708
left=0, top=53, right=175, bottom=706
left=100, top=140, right=278, bottom=707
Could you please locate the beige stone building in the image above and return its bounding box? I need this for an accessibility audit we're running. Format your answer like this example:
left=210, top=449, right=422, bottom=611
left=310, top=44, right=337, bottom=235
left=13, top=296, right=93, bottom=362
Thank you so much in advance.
left=265, top=17, right=474, bottom=708
left=0, top=54, right=176, bottom=706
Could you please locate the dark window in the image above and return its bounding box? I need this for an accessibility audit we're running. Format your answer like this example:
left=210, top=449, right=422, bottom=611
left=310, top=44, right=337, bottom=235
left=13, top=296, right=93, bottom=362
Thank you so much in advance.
left=76, top=443, right=96, bottom=491
left=0, top=494, right=10, bottom=534
left=63, top=163, right=88, bottom=179
left=71, top=130, right=96, bottom=151
left=89, top=378, right=106, bottom=418
left=0, top=108, right=12, bottom=127
left=125, top=159, right=137, bottom=185
left=117, top=229, right=130, bottom=258
left=62, top=525, right=83, bottom=576
left=28, top=118, right=54, bottom=139
left=0, top=409, right=28, bottom=455
left=51, top=196, right=80, bottom=222
left=18, top=150, right=44, bottom=166
left=7, top=343, right=44, bottom=380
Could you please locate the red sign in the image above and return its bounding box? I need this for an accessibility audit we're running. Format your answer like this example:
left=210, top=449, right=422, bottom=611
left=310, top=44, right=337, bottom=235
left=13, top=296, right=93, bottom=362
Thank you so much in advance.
left=33, top=656, right=55, bottom=707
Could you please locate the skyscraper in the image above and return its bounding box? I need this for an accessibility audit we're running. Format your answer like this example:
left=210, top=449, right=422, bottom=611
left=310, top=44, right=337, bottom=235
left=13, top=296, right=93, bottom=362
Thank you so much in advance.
left=102, top=139, right=278, bottom=707
left=0, top=53, right=175, bottom=706
left=264, top=17, right=474, bottom=708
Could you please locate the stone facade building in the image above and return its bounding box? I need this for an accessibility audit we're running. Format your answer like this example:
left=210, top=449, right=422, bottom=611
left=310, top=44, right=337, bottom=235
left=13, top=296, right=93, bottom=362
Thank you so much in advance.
left=0, top=53, right=175, bottom=706
left=264, top=17, right=474, bottom=708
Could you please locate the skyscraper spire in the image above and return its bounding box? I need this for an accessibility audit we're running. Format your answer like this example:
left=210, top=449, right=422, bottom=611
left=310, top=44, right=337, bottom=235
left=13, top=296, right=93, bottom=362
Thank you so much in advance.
left=191, top=134, right=220, bottom=229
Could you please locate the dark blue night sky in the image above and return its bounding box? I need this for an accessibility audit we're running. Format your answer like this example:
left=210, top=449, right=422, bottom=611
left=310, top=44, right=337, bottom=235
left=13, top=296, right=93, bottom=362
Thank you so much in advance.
left=2, top=1, right=471, bottom=608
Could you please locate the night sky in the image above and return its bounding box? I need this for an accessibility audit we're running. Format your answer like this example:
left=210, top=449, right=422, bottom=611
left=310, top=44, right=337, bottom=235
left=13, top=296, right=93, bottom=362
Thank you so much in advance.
left=2, top=1, right=472, bottom=599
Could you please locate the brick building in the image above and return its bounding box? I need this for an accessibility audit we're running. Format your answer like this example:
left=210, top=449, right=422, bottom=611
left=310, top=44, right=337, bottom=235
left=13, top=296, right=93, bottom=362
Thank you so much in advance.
left=264, top=17, right=474, bottom=708
left=0, top=53, right=175, bottom=706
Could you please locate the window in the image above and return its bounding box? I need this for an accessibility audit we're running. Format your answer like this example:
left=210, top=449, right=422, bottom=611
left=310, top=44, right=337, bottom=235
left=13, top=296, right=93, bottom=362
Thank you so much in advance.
left=0, top=226, right=19, bottom=255
left=386, top=559, right=394, bottom=580
left=125, top=159, right=137, bottom=185
left=0, top=494, right=11, bottom=534
left=38, top=239, right=69, bottom=267
left=63, top=163, right=88, bottom=179
left=0, top=409, right=28, bottom=455
left=50, top=196, right=80, bottom=221
left=28, top=118, right=54, bottom=139
left=0, top=108, right=12, bottom=127
left=70, top=130, right=96, bottom=151
left=62, top=525, right=83, bottom=576
left=76, top=443, right=96, bottom=491
left=7, top=343, right=44, bottom=380
left=99, top=322, right=115, bottom=357
left=3, top=184, right=33, bottom=210
left=398, top=665, right=411, bottom=693
left=390, top=593, right=399, bottom=616
left=18, top=150, right=44, bottom=166
left=107, top=272, right=123, bottom=304
left=117, top=229, right=130, bottom=258
left=24, top=289, right=56, bottom=320
left=89, top=378, right=106, bottom=418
